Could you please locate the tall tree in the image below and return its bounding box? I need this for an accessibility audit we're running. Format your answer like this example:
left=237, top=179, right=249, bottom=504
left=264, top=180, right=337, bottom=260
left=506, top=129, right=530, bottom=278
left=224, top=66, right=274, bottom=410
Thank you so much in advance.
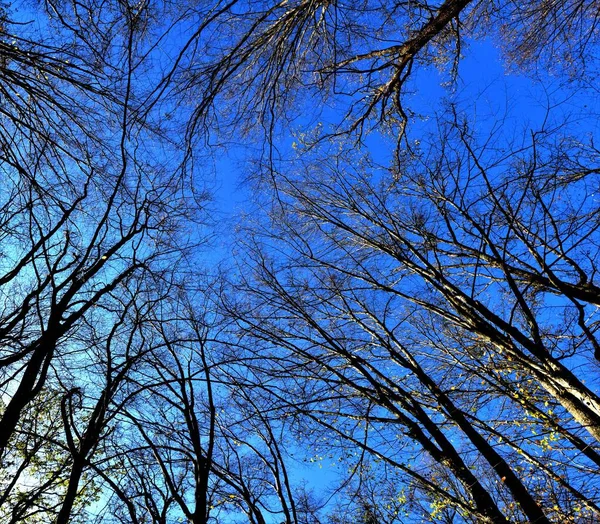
left=0, top=1, right=203, bottom=520
left=227, top=102, right=600, bottom=521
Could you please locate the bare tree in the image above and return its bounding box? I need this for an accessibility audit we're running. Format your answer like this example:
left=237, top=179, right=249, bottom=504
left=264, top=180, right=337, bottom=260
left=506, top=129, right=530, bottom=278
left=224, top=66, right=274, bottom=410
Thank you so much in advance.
left=3, top=0, right=600, bottom=522
left=89, top=295, right=305, bottom=524
left=227, top=102, right=600, bottom=521
left=0, top=1, right=205, bottom=521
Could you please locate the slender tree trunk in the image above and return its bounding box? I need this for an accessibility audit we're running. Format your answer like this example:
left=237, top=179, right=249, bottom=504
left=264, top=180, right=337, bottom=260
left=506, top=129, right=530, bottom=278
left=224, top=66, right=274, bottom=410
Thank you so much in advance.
left=56, top=456, right=85, bottom=524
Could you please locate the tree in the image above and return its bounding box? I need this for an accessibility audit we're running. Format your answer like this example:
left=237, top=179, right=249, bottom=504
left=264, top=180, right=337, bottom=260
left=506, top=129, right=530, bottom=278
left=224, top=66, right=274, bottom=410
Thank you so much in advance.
left=0, top=1, right=317, bottom=520
left=226, top=100, right=600, bottom=521
left=0, top=1, right=203, bottom=520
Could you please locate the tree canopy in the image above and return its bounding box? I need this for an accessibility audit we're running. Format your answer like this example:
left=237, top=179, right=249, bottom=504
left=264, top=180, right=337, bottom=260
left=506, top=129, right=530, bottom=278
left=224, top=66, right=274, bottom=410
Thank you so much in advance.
left=1, top=0, right=600, bottom=522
